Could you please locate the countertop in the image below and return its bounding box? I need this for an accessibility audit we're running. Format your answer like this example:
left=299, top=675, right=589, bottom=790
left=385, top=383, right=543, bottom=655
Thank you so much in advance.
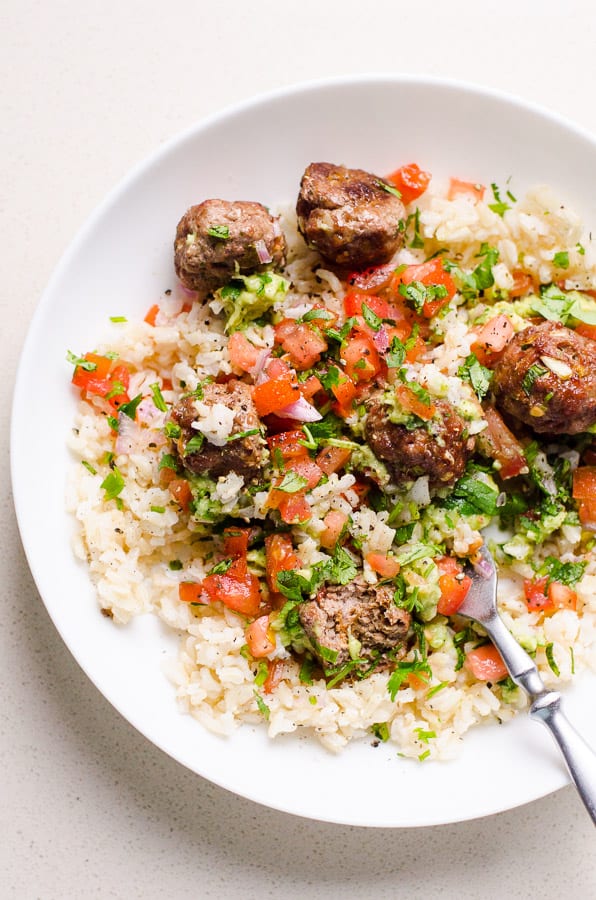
left=2, top=1, right=595, bottom=897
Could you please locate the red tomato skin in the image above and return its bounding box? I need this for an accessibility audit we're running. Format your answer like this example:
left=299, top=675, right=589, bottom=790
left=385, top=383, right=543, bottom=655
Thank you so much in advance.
left=252, top=376, right=301, bottom=417
left=265, top=533, right=300, bottom=593
left=228, top=332, right=260, bottom=372
left=465, top=645, right=508, bottom=682
left=386, top=163, right=432, bottom=204
left=340, top=332, right=381, bottom=382
left=447, top=178, right=485, bottom=201
left=245, top=616, right=276, bottom=658
left=267, top=430, right=309, bottom=463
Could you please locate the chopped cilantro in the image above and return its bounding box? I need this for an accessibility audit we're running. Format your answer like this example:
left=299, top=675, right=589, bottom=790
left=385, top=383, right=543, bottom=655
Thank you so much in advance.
left=387, top=654, right=432, bottom=701
left=109, top=316, right=127, bottom=323
left=472, top=243, right=499, bottom=290
left=376, top=180, right=401, bottom=199
left=488, top=183, right=511, bottom=217
left=399, top=280, right=447, bottom=314
left=66, top=350, right=96, bottom=371
left=254, top=660, right=269, bottom=687
left=414, top=727, right=436, bottom=744
left=521, top=363, right=548, bottom=396
left=576, top=243, right=585, bottom=256
left=81, top=460, right=97, bottom=475
left=168, top=559, right=183, bottom=571
left=362, top=302, right=383, bottom=331
left=458, top=353, right=493, bottom=400
left=158, top=452, right=179, bottom=471
left=319, top=366, right=342, bottom=391
left=164, top=421, right=182, bottom=439
left=299, top=656, right=315, bottom=685
left=276, top=471, right=308, bottom=493
left=299, top=308, right=334, bottom=324
left=150, top=383, right=167, bottom=412
left=552, top=251, right=569, bottom=269
left=450, top=474, right=499, bottom=516
left=370, top=722, right=390, bottom=742
left=537, top=556, right=586, bottom=587
left=418, top=750, right=431, bottom=761
left=100, top=468, right=125, bottom=502
left=386, top=335, right=406, bottom=368
left=150, top=505, right=165, bottom=514
left=545, top=642, right=560, bottom=677
left=107, top=415, right=119, bottom=432
left=570, top=646, right=575, bottom=675
left=254, top=691, right=270, bottom=719
left=119, top=393, right=143, bottom=420
left=206, top=225, right=230, bottom=240
left=227, top=428, right=260, bottom=442
left=209, top=558, right=233, bottom=575
left=184, top=434, right=205, bottom=455
left=426, top=681, right=448, bottom=699
left=409, top=207, right=424, bottom=249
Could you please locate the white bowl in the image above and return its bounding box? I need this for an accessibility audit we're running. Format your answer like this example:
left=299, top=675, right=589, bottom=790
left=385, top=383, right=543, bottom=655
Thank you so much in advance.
left=12, top=75, right=596, bottom=827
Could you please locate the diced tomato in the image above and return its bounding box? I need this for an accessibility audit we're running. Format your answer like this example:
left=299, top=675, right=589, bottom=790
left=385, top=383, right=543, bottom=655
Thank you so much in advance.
left=340, top=332, right=381, bottom=382
left=573, top=467, right=596, bottom=499
left=319, top=510, right=348, bottom=549
left=178, top=582, right=208, bottom=604
left=277, top=491, right=311, bottom=524
left=268, top=459, right=322, bottom=511
left=223, top=527, right=250, bottom=560
left=470, top=314, right=515, bottom=366
left=404, top=332, right=427, bottom=363
left=72, top=353, right=132, bottom=409
left=548, top=581, right=577, bottom=611
left=394, top=384, right=435, bottom=421
left=287, top=458, right=323, bottom=490
left=465, top=644, right=508, bottom=682
left=386, top=163, right=432, bottom=204
left=347, top=264, right=396, bottom=293
left=168, top=479, right=192, bottom=511
left=265, top=357, right=292, bottom=379
left=228, top=332, right=261, bottom=372
left=523, top=577, right=577, bottom=615
left=263, top=659, right=285, bottom=694
left=509, top=271, right=534, bottom=298
left=366, top=553, right=401, bottom=578
left=300, top=375, right=323, bottom=401
left=575, top=322, right=596, bottom=341
left=245, top=615, right=276, bottom=658
left=159, top=466, right=178, bottom=487
left=578, top=498, right=596, bottom=529
left=144, top=304, right=160, bottom=326
left=524, top=576, right=550, bottom=611
left=436, top=556, right=471, bottom=615
left=267, top=430, right=309, bottom=463
left=344, top=291, right=391, bottom=319
left=398, top=258, right=457, bottom=318
left=481, top=406, right=528, bottom=479
left=105, top=364, right=131, bottom=410
left=252, top=376, right=300, bottom=417
left=265, top=533, right=300, bottom=594
left=315, top=445, right=352, bottom=475
left=275, top=321, right=327, bottom=370
left=447, top=178, right=485, bottom=202
left=200, top=557, right=262, bottom=616
left=331, top=376, right=358, bottom=418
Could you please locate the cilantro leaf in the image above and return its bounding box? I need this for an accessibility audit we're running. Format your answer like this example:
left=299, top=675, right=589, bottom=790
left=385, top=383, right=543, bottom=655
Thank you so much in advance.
left=207, top=225, right=230, bottom=240
left=386, top=335, right=406, bottom=369
left=276, top=471, right=308, bottom=493
left=458, top=353, right=493, bottom=400
left=66, top=350, right=96, bottom=371
left=362, top=302, right=383, bottom=331
left=150, top=383, right=167, bottom=412
left=100, top=468, right=125, bottom=501
left=387, top=654, right=432, bottom=701
left=376, top=180, right=402, bottom=199
left=488, top=183, right=511, bottom=217
left=118, top=393, right=143, bottom=420
left=553, top=251, right=569, bottom=269
left=538, top=556, right=586, bottom=587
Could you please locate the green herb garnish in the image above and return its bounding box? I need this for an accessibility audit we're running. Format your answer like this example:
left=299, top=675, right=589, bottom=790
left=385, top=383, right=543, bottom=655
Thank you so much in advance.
left=207, top=225, right=230, bottom=240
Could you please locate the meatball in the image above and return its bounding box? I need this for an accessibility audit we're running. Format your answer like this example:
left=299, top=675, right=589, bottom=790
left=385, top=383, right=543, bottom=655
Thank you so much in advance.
left=299, top=579, right=411, bottom=668
left=174, top=199, right=286, bottom=297
left=296, top=162, right=406, bottom=269
left=492, top=321, right=596, bottom=434
left=170, top=380, right=266, bottom=481
left=364, top=392, right=475, bottom=488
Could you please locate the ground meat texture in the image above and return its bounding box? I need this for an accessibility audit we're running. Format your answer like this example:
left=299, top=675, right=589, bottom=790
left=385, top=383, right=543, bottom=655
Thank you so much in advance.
left=492, top=321, right=596, bottom=434
left=364, top=393, right=475, bottom=488
left=296, top=162, right=406, bottom=269
left=170, top=381, right=266, bottom=480
left=299, top=579, right=411, bottom=668
left=174, top=199, right=286, bottom=297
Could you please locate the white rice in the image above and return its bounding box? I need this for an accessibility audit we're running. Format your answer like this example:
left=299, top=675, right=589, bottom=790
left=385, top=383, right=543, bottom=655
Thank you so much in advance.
left=67, top=180, right=596, bottom=760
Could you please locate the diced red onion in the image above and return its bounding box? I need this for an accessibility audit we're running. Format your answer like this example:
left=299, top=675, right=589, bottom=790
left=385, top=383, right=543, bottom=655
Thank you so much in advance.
left=136, top=397, right=167, bottom=429
left=373, top=326, right=390, bottom=352
left=115, top=413, right=144, bottom=455
left=254, top=239, right=273, bottom=265
left=473, top=554, right=494, bottom=579
left=249, top=349, right=272, bottom=383
left=276, top=397, right=322, bottom=422
left=272, top=218, right=282, bottom=238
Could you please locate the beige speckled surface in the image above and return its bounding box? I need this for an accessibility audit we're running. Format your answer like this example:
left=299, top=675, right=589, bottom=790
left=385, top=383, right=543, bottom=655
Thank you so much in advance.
left=2, top=1, right=595, bottom=896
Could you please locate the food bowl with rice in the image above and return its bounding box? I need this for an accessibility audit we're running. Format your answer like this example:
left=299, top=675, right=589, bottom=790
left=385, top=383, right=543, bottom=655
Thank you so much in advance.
left=11, top=76, right=596, bottom=826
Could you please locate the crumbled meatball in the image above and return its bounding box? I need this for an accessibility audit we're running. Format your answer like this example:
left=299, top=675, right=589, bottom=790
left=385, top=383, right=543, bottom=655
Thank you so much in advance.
left=170, top=380, right=266, bottom=480
left=174, top=199, right=286, bottom=297
left=364, top=392, right=475, bottom=488
left=492, top=321, right=596, bottom=434
left=296, top=162, right=406, bottom=269
left=299, top=579, right=411, bottom=668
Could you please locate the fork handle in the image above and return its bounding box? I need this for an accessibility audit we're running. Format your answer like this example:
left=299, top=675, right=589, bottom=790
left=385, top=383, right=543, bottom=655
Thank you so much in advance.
left=482, top=611, right=596, bottom=825
left=530, top=692, right=596, bottom=825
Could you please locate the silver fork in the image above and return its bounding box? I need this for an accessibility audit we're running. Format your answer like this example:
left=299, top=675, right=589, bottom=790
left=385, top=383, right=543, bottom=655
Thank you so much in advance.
left=459, top=543, right=596, bottom=825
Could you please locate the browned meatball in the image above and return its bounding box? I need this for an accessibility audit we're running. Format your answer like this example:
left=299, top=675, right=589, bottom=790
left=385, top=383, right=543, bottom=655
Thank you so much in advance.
left=174, top=199, right=286, bottom=297
left=364, top=392, right=475, bottom=488
left=170, top=380, right=266, bottom=481
left=299, top=579, right=411, bottom=668
left=492, top=321, right=596, bottom=434
left=296, top=162, right=406, bottom=269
